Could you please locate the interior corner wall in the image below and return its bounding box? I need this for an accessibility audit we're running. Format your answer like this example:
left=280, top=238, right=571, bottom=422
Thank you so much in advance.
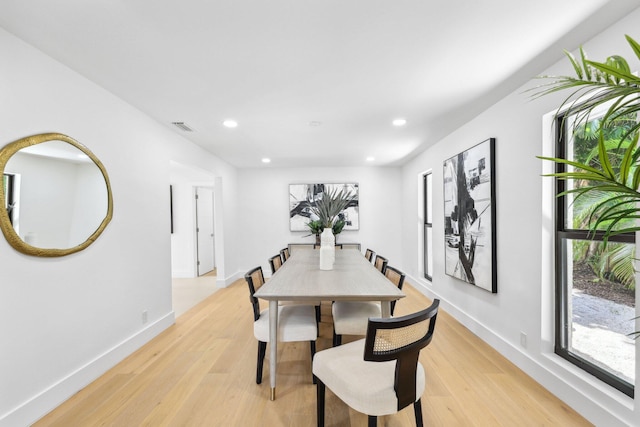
left=236, top=166, right=402, bottom=277
left=400, top=11, right=640, bottom=427
left=0, top=28, right=239, bottom=426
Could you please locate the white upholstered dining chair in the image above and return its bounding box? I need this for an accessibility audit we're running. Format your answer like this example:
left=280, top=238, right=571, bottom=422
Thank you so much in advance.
left=244, top=266, right=317, bottom=384
left=313, top=300, right=440, bottom=427
left=332, top=265, right=406, bottom=346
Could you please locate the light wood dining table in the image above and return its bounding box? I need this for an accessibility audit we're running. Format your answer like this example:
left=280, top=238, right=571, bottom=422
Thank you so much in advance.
left=253, top=247, right=405, bottom=400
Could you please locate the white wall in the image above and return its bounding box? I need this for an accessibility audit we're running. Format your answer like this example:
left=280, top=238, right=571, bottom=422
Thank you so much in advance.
left=237, top=166, right=402, bottom=276
left=170, top=170, right=199, bottom=278
left=401, top=11, right=640, bottom=427
left=0, top=28, right=239, bottom=426
left=170, top=162, right=228, bottom=281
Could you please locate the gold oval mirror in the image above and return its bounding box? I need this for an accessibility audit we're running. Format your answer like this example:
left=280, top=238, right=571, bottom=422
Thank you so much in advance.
left=0, top=133, right=113, bottom=256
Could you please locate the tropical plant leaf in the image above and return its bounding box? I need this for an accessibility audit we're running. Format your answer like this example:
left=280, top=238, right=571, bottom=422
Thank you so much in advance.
left=626, top=34, right=640, bottom=60
left=534, top=35, right=640, bottom=336
left=608, top=243, right=636, bottom=288
left=597, top=133, right=615, bottom=179
left=580, top=47, right=591, bottom=80
left=618, top=138, right=635, bottom=185
left=565, top=49, right=583, bottom=79
left=588, top=60, right=631, bottom=85
left=537, top=155, right=608, bottom=175
left=309, top=187, right=356, bottom=229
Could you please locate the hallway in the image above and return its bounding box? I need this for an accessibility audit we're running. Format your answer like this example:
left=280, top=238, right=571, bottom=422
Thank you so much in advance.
left=171, top=270, right=219, bottom=318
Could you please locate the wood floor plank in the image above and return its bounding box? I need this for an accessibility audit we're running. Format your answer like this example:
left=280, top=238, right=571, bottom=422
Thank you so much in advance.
left=139, top=347, right=229, bottom=426
left=34, top=279, right=592, bottom=426
left=36, top=373, right=135, bottom=427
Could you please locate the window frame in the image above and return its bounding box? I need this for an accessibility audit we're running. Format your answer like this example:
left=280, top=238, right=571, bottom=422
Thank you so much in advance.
left=423, top=171, right=433, bottom=281
left=554, top=112, right=635, bottom=398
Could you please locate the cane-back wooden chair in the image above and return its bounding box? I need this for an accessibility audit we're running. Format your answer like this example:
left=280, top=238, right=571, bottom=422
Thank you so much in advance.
left=244, top=266, right=317, bottom=384
left=314, top=300, right=440, bottom=427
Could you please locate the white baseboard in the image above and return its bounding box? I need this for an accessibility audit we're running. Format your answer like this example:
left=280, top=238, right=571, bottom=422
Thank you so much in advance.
left=0, top=312, right=176, bottom=427
left=216, top=270, right=243, bottom=287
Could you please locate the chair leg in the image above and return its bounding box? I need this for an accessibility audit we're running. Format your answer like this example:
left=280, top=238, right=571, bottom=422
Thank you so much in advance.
left=316, top=378, right=325, bottom=427
left=368, top=415, right=377, bottom=427
left=310, top=341, right=317, bottom=384
left=414, top=398, right=424, bottom=427
left=256, top=341, right=267, bottom=384
left=332, top=329, right=342, bottom=347
left=315, top=304, right=321, bottom=325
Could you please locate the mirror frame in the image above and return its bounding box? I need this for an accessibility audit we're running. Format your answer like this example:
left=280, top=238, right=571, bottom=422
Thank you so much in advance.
left=0, top=133, right=113, bottom=257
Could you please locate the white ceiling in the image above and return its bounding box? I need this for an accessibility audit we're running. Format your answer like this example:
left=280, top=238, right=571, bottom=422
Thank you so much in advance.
left=1, top=0, right=638, bottom=168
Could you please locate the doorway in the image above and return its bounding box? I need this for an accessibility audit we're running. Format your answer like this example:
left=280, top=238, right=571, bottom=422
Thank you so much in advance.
left=195, top=186, right=215, bottom=276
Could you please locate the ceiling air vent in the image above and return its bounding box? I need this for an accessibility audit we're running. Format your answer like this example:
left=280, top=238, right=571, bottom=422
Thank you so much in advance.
left=172, top=121, right=194, bottom=132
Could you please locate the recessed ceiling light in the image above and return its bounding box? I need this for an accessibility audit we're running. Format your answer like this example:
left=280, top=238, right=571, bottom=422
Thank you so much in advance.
left=366, top=156, right=375, bottom=162
left=392, top=118, right=407, bottom=127
left=223, top=119, right=238, bottom=128
left=262, top=158, right=271, bottom=163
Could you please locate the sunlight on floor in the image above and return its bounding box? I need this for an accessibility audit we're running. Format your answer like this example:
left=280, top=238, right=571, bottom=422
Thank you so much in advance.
left=172, top=270, right=219, bottom=318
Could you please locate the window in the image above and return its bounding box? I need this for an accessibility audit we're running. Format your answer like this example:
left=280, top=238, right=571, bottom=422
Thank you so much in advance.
left=555, top=109, right=636, bottom=397
left=423, top=172, right=433, bottom=281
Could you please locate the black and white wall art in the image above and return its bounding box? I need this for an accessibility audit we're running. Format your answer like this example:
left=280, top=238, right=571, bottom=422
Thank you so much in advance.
left=289, top=183, right=359, bottom=231
left=443, top=138, right=496, bottom=293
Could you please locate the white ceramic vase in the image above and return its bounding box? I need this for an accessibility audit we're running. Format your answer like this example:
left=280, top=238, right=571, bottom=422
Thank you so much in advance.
left=319, top=227, right=335, bottom=270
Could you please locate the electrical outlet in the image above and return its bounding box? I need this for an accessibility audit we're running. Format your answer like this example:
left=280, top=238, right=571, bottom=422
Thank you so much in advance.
left=520, top=332, right=527, bottom=348
left=142, top=310, right=148, bottom=324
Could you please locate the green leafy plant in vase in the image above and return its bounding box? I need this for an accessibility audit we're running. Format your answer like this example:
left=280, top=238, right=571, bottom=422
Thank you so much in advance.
left=305, top=187, right=356, bottom=244
left=306, top=219, right=324, bottom=245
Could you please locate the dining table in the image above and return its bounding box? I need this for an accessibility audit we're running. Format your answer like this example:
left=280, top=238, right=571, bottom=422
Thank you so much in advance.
left=253, top=247, right=405, bottom=400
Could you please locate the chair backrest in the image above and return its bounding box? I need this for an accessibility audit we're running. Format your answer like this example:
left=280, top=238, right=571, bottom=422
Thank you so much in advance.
left=374, top=255, right=388, bottom=274
left=364, top=248, right=375, bottom=262
left=268, top=254, right=283, bottom=275
left=384, top=266, right=406, bottom=315
left=244, top=266, right=266, bottom=321
left=280, top=247, right=290, bottom=261
left=363, top=299, right=440, bottom=412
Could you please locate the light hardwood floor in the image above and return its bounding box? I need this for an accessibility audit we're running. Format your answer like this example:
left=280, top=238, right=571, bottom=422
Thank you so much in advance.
left=35, top=280, right=592, bottom=426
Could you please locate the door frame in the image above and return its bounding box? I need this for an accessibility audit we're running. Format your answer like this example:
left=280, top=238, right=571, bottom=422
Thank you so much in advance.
left=195, top=186, right=216, bottom=276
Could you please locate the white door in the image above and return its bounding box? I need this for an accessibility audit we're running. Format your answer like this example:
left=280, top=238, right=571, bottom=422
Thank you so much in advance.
left=196, top=187, right=215, bottom=276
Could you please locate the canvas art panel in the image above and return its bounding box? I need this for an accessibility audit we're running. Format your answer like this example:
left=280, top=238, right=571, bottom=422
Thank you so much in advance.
left=443, top=138, right=496, bottom=293
left=289, top=183, right=359, bottom=231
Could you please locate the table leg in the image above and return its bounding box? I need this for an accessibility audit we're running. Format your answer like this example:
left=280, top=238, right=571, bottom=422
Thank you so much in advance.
left=269, top=299, right=278, bottom=400
left=380, top=300, right=391, bottom=318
